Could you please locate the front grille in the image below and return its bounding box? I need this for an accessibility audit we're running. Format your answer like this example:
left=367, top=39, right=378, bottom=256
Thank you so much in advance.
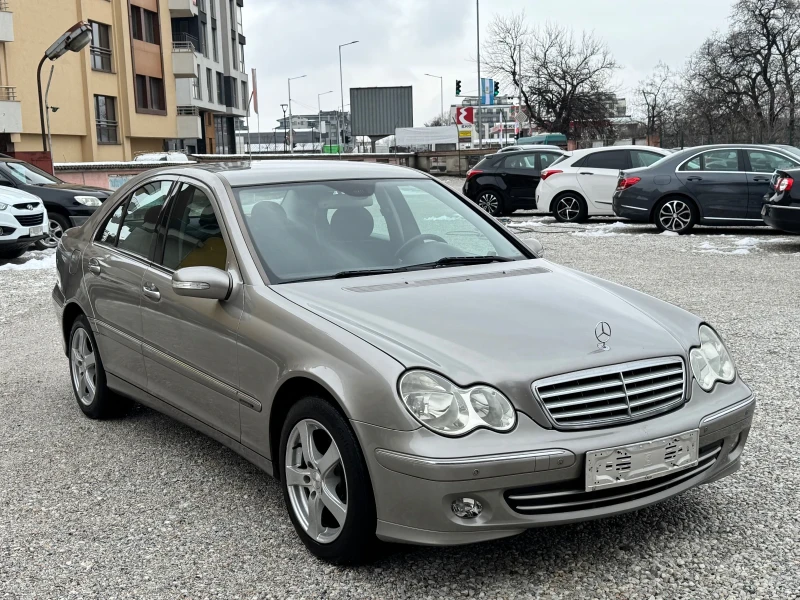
left=505, top=442, right=722, bottom=515
left=15, top=213, right=44, bottom=227
left=533, top=357, right=686, bottom=430
left=13, top=202, right=39, bottom=210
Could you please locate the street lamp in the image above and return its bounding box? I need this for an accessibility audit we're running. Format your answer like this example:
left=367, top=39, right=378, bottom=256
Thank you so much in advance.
left=338, top=40, right=359, bottom=153
left=318, top=90, right=333, bottom=153
left=38, top=21, right=92, bottom=151
left=287, top=75, right=306, bottom=155
left=280, top=103, right=288, bottom=153
left=424, top=74, right=444, bottom=123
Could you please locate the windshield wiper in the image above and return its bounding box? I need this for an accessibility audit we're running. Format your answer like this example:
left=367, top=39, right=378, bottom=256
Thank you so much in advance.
left=332, top=266, right=410, bottom=279
left=427, top=255, right=515, bottom=267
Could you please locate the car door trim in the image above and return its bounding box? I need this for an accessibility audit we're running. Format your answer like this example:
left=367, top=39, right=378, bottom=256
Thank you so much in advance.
left=620, top=204, right=648, bottom=211
left=703, top=217, right=763, bottom=221
left=92, top=319, right=142, bottom=354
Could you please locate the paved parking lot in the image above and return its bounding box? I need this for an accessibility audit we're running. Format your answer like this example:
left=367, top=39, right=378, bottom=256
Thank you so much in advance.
left=1, top=188, right=799, bottom=598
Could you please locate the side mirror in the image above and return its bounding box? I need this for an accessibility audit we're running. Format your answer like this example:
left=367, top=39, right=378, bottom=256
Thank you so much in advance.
left=525, top=238, right=545, bottom=258
left=172, top=266, right=232, bottom=300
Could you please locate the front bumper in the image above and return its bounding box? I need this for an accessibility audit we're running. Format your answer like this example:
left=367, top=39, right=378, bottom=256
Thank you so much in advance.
left=762, top=203, right=800, bottom=234
left=0, top=210, right=47, bottom=248
left=357, top=379, right=755, bottom=546
left=612, top=192, right=652, bottom=222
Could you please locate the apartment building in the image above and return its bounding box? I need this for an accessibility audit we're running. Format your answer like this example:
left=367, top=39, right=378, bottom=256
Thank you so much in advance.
left=170, top=0, right=247, bottom=154
left=0, top=0, right=180, bottom=163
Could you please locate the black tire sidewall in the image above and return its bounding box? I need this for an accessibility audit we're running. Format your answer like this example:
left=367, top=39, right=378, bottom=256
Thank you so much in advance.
left=68, top=316, right=112, bottom=419
left=654, top=197, right=697, bottom=234
left=552, top=192, right=588, bottom=223
left=279, top=396, right=378, bottom=564
left=477, top=189, right=504, bottom=216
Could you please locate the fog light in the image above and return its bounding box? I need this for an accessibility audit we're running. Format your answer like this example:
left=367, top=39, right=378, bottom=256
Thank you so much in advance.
left=451, top=497, right=482, bottom=519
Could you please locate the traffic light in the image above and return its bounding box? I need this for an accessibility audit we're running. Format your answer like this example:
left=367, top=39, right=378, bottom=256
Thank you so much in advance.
left=455, top=80, right=461, bottom=96
left=494, top=81, right=500, bottom=97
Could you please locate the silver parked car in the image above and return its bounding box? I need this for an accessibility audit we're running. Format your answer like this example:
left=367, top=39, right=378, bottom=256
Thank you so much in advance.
left=53, top=161, right=755, bottom=564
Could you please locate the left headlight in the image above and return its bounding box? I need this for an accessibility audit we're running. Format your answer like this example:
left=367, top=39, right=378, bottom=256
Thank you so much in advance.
left=74, top=195, right=102, bottom=207
left=690, top=325, right=736, bottom=391
left=398, top=370, right=516, bottom=436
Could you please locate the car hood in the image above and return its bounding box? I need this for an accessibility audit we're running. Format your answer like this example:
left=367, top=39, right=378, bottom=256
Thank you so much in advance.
left=274, top=260, right=699, bottom=390
left=40, top=183, right=110, bottom=196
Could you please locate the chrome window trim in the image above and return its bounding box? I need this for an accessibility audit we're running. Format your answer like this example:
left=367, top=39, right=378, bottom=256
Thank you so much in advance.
left=675, top=147, right=798, bottom=174
left=532, top=356, right=688, bottom=430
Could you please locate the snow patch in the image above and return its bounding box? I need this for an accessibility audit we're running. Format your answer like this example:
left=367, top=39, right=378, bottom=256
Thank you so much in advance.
left=0, top=250, right=56, bottom=271
left=424, top=215, right=461, bottom=222
left=660, top=231, right=679, bottom=236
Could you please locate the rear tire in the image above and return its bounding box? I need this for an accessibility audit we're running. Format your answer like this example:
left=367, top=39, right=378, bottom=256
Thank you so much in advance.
left=279, top=396, right=379, bottom=564
left=552, top=192, right=588, bottom=223
left=476, top=189, right=504, bottom=217
left=654, top=197, right=697, bottom=234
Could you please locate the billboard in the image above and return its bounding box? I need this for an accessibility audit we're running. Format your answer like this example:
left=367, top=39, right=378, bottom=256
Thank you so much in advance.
left=350, top=86, right=413, bottom=137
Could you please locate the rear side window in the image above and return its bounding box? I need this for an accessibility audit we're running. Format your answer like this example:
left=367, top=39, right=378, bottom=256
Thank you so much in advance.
left=583, top=150, right=628, bottom=169
left=539, top=152, right=563, bottom=169
left=746, top=150, right=798, bottom=173
left=630, top=150, right=664, bottom=168
left=502, top=153, right=536, bottom=169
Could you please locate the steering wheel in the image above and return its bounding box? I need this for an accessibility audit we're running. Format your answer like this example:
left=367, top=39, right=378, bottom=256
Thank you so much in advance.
left=394, top=233, right=447, bottom=261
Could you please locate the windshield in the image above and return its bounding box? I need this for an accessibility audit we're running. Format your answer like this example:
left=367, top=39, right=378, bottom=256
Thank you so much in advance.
left=233, top=178, right=527, bottom=283
left=2, top=162, right=61, bottom=185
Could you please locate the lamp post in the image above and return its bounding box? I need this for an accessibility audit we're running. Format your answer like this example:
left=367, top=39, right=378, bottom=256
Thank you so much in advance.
left=287, top=75, right=306, bottom=155
left=318, top=90, right=333, bottom=153
left=38, top=21, right=92, bottom=152
left=424, top=73, right=444, bottom=123
left=280, top=103, right=288, bottom=153
left=338, top=40, right=359, bottom=153
left=476, top=0, right=482, bottom=149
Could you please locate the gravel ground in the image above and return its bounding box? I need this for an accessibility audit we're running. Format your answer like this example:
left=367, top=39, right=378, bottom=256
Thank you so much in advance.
left=1, top=184, right=799, bottom=598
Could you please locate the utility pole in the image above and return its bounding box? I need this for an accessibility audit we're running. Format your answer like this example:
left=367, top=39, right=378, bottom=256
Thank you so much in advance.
left=476, top=0, right=482, bottom=149
left=287, top=75, right=306, bottom=155
left=44, top=66, right=55, bottom=163
left=280, top=103, right=288, bottom=153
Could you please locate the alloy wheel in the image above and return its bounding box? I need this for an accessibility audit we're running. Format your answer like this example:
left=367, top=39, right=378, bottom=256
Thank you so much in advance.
left=478, top=192, right=499, bottom=215
left=285, top=419, right=348, bottom=544
left=659, top=200, right=692, bottom=232
left=556, top=196, right=581, bottom=221
left=70, top=328, right=97, bottom=406
left=40, top=218, right=64, bottom=249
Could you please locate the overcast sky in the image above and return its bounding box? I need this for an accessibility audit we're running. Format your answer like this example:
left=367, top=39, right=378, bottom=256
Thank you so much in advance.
left=244, top=0, right=736, bottom=130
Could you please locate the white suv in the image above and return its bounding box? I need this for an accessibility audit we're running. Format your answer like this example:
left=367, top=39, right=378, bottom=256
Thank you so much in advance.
left=535, top=145, right=671, bottom=222
left=0, top=187, right=47, bottom=259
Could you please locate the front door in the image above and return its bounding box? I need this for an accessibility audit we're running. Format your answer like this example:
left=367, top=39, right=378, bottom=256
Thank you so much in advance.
left=743, top=148, right=800, bottom=218
left=499, top=152, right=540, bottom=207
left=81, top=180, right=173, bottom=389
left=140, top=180, right=243, bottom=441
left=575, top=149, right=630, bottom=212
left=676, top=149, right=749, bottom=220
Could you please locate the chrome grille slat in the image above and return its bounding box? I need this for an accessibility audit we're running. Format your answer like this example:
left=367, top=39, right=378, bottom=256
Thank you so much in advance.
left=533, top=357, right=686, bottom=430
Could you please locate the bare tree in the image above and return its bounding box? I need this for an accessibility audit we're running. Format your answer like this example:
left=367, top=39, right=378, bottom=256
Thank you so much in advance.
left=635, top=62, right=677, bottom=140
left=424, top=111, right=453, bottom=127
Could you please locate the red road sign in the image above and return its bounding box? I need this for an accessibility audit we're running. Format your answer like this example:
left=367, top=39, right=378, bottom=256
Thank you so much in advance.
left=455, top=106, right=474, bottom=125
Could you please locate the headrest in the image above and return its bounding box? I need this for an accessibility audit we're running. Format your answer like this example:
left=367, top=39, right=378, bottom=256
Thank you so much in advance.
left=329, top=207, right=374, bottom=241
left=143, top=205, right=162, bottom=225
left=250, top=201, right=287, bottom=227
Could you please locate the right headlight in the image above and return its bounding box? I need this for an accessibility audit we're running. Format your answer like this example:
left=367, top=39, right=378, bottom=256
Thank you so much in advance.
left=690, top=325, right=736, bottom=391
left=398, top=370, right=516, bottom=436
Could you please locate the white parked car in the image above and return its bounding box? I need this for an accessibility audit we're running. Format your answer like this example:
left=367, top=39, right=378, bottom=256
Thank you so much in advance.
left=535, top=145, right=672, bottom=222
left=0, top=187, right=47, bottom=259
left=497, top=144, right=563, bottom=153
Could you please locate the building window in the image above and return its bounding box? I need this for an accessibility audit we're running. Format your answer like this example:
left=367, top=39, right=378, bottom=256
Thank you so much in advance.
left=130, top=6, right=160, bottom=44
left=95, top=95, right=118, bottom=144
left=135, top=74, right=166, bottom=113
left=230, top=32, right=237, bottom=71
left=210, top=0, right=217, bottom=19
left=211, top=24, right=218, bottom=61
left=216, top=71, right=224, bottom=105
left=193, top=66, right=201, bottom=100
left=214, top=115, right=232, bottom=154
left=241, top=81, right=248, bottom=111
left=90, top=21, right=112, bottom=72
left=199, top=22, right=208, bottom=57
left=207, top=68, right=214, bottom=103
left=231, top=80, right=238, bottom=109
left=238, top=43, right=245, bottom=71
left=236, top=4, right=243, bottom=33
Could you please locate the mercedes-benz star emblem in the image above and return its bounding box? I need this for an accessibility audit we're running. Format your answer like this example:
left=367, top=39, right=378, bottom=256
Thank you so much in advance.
left=595, top=321, right=612, bottom=351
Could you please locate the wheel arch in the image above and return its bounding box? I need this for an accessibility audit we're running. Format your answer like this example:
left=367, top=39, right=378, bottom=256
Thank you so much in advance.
left=61, top=302, right=86, bottom=355
left=548, top=189, right=586, bottom=214
left=650, top=193, right=701, bottom=223
left=42, top=202, right=71, bottom=220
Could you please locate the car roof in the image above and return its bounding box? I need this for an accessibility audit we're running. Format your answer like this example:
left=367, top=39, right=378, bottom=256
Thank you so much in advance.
left=163, top=159, right=430, bottom=187
left=570, top=145, right=670, bottom=156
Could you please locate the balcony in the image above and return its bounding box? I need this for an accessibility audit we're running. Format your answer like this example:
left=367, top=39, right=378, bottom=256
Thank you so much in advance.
left=172, top=34, right=199, bottom=79
left=0, top=1, right=14, bottom=43
left=168, top=0, right=198, bottom=18
left=0, top=87, right=22, bottom=134
left=177, top=106, right=202, bottom=139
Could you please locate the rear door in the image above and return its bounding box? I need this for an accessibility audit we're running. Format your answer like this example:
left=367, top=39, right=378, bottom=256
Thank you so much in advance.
left=576, top=149, right=630, bottom=211
left=81, top=179, right=174, bottom=389
left=498, top=152, right=540, bottom=208
left=743, top=148, right=800, bottom=218
left=675, top=149, right=749, bottom=220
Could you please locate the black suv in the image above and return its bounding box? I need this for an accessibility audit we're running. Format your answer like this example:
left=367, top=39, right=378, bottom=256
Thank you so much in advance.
left=0, top=158, right=111, bottom=249
left=462, top=149, right=565, bottom=215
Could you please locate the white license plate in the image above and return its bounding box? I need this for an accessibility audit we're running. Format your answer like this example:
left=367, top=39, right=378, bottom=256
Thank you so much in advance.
left=29, top=226, right=43, bottom=236
left=585, top=429, right=699, bottom=492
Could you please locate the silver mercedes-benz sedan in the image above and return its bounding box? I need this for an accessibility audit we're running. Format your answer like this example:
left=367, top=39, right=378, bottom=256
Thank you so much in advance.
left=52, top=161, right=755, bottom=564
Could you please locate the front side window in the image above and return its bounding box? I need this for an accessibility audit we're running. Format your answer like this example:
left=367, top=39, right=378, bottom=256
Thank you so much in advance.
left=97, top=204, right=125, bottom=245
left=3, top=162, right=60, bottom=185
left=116, top=181, right=172, bottom=258
left=746, top=150, right=798, bottom=173
left=234, top=178, right=526, bottom=283
left=583, top=150, right=628, bottom=169
left=159, top=184, right=227, bottom=271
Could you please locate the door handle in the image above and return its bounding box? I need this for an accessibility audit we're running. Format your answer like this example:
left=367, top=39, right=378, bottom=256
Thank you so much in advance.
left=87, top=258, right=101, bottom=275
left=752, top=176, right=771, bottom=182
left=686, top=176, right=703, bottom=181
left=498, top=172, right=508, bottom=176
left=579, top=172, right=594, bottom=175
left=142, top=282, right=161, bottom=302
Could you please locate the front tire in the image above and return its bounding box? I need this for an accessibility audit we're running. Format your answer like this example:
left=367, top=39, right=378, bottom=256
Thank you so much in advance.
left=476, top=190, right=504, bottom=216
left=552, top=192, right=588, bottom=223
left=35, top=213, right=69, bottom=250
left=279, top=396, right=378, bottom=564
left=654, top=197, right=697, bottom=234
left=68, top=316, right=128, bottom=419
